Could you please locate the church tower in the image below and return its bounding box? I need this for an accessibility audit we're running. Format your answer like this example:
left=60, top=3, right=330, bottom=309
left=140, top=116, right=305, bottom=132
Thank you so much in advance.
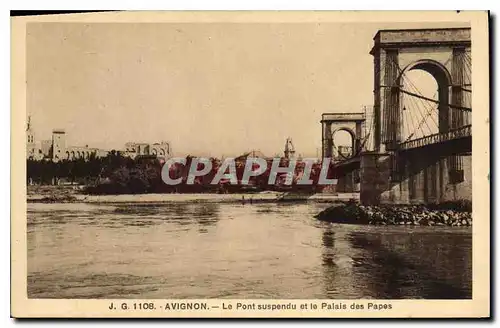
left=284, top=137, right=296, bottom=159
left=26, top=116, right=36, bottom=159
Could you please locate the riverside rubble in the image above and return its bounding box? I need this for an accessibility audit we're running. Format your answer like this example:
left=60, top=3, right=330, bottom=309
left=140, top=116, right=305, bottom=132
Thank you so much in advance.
left=315, top=201, right=472, bottom=227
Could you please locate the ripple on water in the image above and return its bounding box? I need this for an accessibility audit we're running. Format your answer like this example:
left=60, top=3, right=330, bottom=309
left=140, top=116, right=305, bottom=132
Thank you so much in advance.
left=27, top=202, right=472, bottom=299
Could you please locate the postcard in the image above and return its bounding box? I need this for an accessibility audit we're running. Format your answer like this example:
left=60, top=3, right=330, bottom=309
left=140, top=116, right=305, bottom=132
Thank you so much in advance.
left=11, top=10, right=490, bottom=318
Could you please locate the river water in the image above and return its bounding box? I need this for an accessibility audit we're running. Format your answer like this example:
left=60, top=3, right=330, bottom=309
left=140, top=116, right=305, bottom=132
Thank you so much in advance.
left=27, top=201, right=472, bottom=299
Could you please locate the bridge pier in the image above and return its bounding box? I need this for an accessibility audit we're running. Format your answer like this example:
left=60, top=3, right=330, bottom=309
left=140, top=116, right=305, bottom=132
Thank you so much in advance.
left=335, top=170, right=361, bottom=193
left=360, top=151, right=472, bottom=205
left=359, top=152, right=392, bottom=205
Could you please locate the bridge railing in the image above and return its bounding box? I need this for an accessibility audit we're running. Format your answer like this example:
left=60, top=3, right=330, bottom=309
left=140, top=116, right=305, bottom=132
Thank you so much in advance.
left=399, top=125, right=472, bottom=151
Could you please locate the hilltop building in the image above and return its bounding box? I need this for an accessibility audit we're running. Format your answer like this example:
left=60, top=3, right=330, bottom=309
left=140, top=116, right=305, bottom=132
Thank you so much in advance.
left=27, top=127, right=109, bottom=161
left=26, top=116, right=171, bottom=162
left=123, top=142, right=171, bottom=159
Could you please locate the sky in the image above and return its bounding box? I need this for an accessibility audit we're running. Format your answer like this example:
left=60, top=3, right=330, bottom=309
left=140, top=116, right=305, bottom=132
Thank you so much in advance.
left=26, top=21, right=467, bottom=157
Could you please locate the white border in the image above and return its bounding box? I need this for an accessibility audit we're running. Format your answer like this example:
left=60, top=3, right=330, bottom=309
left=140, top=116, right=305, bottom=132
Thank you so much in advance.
left=5, top=2, right=496, bottom=327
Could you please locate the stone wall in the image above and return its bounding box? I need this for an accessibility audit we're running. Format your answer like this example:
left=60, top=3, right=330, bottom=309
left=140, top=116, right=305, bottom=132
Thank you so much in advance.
left=360, top=152, right=392, bottom=205
left=360, top=151, right=472, bottom=205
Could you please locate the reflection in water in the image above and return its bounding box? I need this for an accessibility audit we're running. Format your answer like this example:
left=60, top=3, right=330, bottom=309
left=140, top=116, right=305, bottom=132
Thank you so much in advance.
left=27, top=201, right=471, bottom=299
left=319, top=226, right=472, bottom=299
left=347, top=231, right=472, bottom=299
left=321, top=227, right=340, bottom=296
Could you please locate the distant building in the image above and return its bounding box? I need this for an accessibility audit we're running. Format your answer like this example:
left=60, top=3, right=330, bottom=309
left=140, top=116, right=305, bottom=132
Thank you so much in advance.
left=26, top=117, right=109, bottom=161
left=65, top=144, right=109, bottom=161
left=284, top=137, right=296, bottom=159
left=335, top=145, right=353, bottom=160
left=40, top=140, right=52, bottom=158
left=51, top=129, right=66, bottom=161
left=123, top=141, right=170, bottom=159
left=26, top=116, right=37, bottom=159
left=26, top=116, right=172, bottom=162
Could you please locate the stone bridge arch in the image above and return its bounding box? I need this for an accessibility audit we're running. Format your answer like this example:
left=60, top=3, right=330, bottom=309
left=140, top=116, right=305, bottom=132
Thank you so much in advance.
left=397, top=58, right=453, bottom=134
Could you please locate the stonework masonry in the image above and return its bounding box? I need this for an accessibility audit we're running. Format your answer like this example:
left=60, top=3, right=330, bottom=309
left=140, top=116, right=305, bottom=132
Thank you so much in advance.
left=360, top=152, right=472, bottom=205
left=358, top=28, right=472, bottom=205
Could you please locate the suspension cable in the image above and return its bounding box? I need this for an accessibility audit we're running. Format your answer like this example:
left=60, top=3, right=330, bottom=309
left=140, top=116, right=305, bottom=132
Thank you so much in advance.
left=400, top=74, right=437, bottom=136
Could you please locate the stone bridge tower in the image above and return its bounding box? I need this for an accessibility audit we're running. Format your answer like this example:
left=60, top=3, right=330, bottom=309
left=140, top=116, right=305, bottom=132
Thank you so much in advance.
left=371, top=28, right=471, bottom=155
left=321, top=113, right=365, bottom=159
left=361, top=28, right=472, bottom=205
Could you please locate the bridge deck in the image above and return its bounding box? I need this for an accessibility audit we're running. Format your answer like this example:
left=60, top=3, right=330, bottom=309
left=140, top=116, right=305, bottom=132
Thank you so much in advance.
left=332, top=125, right=472, bottom=172
left=398, top=125, right=471, bottom=151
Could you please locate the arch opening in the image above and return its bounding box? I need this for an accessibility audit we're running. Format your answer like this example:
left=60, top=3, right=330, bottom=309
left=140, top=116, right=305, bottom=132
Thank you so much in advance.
left=398, top=60, right=451, bottom=141
left=332, top=128, right=355, bottom=159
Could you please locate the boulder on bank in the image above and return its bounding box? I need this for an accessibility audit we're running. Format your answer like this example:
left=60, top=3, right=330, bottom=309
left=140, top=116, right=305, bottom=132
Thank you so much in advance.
left=315, top=201, right=472, bottom=227
left=315, top=203, right=370, bottom=224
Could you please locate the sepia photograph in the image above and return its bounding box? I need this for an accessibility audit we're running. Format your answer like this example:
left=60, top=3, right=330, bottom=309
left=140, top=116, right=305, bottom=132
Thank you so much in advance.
left=11, top=11, right=490, bottom=318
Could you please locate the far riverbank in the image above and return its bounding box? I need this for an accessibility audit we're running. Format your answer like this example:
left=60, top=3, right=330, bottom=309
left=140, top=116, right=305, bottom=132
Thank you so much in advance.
left=27, top=185, right=359, bottom=204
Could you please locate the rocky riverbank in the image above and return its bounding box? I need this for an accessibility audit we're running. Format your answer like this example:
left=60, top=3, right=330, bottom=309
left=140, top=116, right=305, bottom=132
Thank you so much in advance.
left=315, top=201, right=472, bottom=226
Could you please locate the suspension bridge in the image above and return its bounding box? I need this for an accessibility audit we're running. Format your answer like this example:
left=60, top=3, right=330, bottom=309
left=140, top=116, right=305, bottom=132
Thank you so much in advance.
left=322, top=28, right=472, bottom=205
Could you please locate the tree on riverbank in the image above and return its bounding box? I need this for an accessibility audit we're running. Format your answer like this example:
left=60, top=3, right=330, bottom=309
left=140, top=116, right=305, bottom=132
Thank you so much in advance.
left=27, top=154, right=335, bottom=195
left=26, top=150, right=134, bottom=186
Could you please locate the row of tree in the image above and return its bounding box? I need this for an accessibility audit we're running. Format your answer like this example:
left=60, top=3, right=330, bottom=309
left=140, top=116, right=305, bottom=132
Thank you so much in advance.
left=27, top=153, right=336, bottom=194
left=26, top=150, right=133, bottom=185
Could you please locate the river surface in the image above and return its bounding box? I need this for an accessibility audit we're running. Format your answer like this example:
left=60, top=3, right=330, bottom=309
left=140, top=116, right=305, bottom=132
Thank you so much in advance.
left=27, top=200, right=472, bottom=299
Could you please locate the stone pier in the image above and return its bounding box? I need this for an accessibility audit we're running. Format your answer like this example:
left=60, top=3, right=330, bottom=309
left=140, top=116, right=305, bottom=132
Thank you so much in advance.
left=360, top=151, right=472, bottom=205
